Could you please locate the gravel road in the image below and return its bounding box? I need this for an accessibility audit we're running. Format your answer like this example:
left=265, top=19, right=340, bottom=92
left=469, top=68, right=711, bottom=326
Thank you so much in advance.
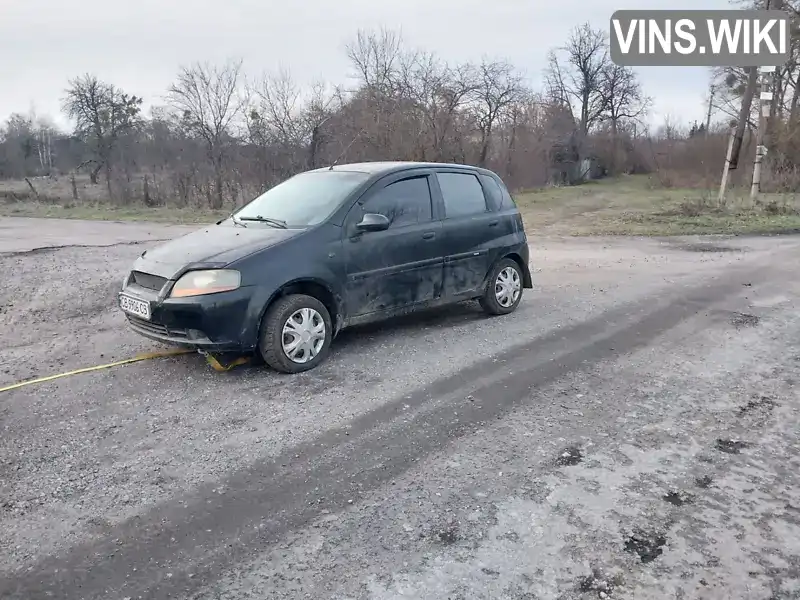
left=1, top=217, right=799, bottom=599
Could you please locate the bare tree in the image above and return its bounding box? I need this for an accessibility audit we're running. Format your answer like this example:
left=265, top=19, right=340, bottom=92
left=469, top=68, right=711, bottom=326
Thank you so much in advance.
left=598, top=64, right=650, bottom=136
left=545, top=23, right=611, bottom=136
left=167, top=59, right=246, bottom=209
left=0, top=114, right=37, bottom=179
left=303, top=80, right=340, bottom=169
left=62, top=74, right=142, bottom=198
left=343, top=28, right=410, bottom=158
left=470, top=59, right=526, bottom=166
left=397, top=51, right=479, bottom=161
left=345, top=27, right=404, bottom=95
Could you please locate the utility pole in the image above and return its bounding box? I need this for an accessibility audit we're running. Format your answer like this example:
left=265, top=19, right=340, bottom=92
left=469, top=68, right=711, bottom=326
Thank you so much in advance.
left=728, top=67, right=759, bottom=170
left=750, top=0, right=783, bottom=201
left=751, top=65, right=775, bottom=200
left=718, top=62, right=757, bottom=203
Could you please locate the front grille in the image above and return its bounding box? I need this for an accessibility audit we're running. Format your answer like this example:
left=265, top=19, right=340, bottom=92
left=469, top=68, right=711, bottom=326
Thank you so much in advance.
left=126, top=315, right=188, bottom=339
left=130, top=271, right=168, bottom=292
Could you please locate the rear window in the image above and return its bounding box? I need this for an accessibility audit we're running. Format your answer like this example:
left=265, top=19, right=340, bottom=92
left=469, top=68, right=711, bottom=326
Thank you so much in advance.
left=480, top=174, right=516, bottom=210
left=499, top=180, right=517, bottom=209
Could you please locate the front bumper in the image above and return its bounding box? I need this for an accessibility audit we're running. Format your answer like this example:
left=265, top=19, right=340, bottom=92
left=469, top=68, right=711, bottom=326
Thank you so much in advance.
left=119, top=284, right=256, bottom=352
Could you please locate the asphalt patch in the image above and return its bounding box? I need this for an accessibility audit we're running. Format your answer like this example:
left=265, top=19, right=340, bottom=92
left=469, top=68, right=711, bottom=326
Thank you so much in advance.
left=556, top=446, right=583, bottom=466
left=577, top=568, right=624, bottom=594
left=497, top=531, right=520, bottom=542
left=737, top=395, right=778, bottom=416
left=715, top=439, right=751, bottom=454
left=730, top=312, right=760, bottom=328
left=420, top=520, right=461, bottom=545
left=624, top=529, right=667, bottom=563
left=663, top=490, right=694, bottom=506
left=695, top=475, right=714, bottom=488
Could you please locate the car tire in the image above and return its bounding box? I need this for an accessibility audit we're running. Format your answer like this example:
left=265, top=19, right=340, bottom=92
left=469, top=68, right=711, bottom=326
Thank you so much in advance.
left=479, top=258, right=524, bottom=316
left=259, top=294, right=333, bottom=373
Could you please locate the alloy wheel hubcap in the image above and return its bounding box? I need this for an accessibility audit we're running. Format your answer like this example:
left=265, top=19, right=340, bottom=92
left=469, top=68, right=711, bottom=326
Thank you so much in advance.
left=495, top=266, right=521, bottom=307
left=281, top=308, right=326, bottom=363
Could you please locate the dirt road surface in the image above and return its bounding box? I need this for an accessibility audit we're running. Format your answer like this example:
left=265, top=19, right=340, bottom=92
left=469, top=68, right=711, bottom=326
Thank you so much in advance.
left=1, top=216, right=799, bottom=600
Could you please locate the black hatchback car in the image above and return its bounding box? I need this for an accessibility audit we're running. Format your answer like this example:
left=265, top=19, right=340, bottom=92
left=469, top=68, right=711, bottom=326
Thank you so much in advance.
left=119, top=162, right=532, bottom=372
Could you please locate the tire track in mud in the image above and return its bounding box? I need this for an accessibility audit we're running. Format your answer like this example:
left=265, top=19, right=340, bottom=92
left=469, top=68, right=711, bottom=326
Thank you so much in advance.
left=0, top=262, right=777, bottom=600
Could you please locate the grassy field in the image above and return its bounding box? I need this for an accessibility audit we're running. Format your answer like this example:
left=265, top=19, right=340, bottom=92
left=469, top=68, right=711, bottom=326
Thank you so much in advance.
left=514, top=175, right=800, bottom=236
left=1, top=175, right=799, bottom=235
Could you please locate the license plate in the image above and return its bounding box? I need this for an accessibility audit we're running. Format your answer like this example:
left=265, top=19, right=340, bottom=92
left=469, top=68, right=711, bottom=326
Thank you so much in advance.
left=119, top=294, right=151, bottom=320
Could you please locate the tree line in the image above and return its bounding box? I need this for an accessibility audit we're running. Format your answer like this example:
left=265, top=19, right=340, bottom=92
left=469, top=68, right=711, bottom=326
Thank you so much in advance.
left=2, top=7, right=800, bottom=209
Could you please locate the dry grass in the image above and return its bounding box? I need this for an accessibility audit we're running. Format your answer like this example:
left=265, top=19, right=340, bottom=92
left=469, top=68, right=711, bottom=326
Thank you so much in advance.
left=0, top=201, right=226, bottom=224
left=2, top=174, right=800, bottom=235
left=515, top=175, right=800, bottom=236
left=0, top=176, right=226, bottom=224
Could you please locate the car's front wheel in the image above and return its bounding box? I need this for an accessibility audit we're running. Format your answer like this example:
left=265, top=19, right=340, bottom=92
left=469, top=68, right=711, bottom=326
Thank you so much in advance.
left=479, top=258, right=524, bottom=315
left=259, top=294, right=333, bottom=373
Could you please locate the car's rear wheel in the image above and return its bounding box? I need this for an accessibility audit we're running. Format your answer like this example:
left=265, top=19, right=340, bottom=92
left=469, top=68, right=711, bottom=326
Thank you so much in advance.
left=479, top=258, right=524, bottom=316
left=259, top=294, right=332, bottom=373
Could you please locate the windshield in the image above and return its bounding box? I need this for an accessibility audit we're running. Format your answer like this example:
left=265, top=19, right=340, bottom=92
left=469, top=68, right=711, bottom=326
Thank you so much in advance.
left=233, top=170, right=370, bottom=227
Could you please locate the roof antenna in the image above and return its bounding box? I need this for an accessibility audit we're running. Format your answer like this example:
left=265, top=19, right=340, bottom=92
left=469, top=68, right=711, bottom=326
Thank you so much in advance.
left=329, top=128, right=365, bottom=169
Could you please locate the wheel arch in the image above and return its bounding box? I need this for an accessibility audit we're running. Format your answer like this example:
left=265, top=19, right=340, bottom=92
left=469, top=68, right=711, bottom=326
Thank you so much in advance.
left=502, top=252, right=532, bottom=288
left=257, top=278, right=343, bottom=342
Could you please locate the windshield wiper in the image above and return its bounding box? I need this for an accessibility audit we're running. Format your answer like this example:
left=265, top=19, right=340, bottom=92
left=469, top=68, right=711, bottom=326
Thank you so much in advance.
left=229, top=213, right=247, bottom=228
left=238, top=215, right=288, bottom=229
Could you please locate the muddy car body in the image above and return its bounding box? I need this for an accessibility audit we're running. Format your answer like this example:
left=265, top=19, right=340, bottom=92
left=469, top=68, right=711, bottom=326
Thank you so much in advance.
left=119, top=161, right=533, bottom=372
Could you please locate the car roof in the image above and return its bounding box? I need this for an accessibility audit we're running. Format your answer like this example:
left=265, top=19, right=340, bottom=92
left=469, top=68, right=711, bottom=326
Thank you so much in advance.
left=306, top=161, right=485, bottom=176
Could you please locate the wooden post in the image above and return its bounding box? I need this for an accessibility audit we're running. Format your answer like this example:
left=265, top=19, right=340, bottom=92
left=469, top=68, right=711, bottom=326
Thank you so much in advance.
left=718, top=128, right=736, bottom=207
left=752, top=65, right=777, bottom=202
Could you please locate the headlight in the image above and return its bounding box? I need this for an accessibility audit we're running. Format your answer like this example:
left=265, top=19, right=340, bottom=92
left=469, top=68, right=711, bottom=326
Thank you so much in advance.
left=170, top=269, right=241, bottom=298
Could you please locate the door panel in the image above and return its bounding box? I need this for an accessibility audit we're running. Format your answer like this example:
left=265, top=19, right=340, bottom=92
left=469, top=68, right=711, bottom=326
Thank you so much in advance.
left=435, top=171, right=496, bottom=298
left=343, top=174, right=445, bottom=318
left=441, top=218, right=494, bottom=296
left=345, top=221, right=444, bottom=316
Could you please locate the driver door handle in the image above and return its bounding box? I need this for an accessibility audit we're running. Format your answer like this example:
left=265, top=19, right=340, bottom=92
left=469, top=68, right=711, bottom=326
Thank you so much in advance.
left=422, top=231, right=436, bottom=240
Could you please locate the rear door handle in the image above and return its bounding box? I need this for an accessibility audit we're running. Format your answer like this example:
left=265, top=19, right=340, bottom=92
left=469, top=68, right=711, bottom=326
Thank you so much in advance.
left=422, top=231, right=436, bottom=240
left=488, top=220, right=499, bottom=227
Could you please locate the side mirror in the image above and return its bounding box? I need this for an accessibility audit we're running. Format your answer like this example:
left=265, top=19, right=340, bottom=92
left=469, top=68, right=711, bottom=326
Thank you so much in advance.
left=355, top=213, right=390, bottom=232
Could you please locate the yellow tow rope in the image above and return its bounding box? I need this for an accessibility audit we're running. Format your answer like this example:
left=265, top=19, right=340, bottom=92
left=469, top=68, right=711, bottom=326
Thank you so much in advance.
left=0, top=348, right=194, bottom=394
left=0, top=348, right=254, bottom=394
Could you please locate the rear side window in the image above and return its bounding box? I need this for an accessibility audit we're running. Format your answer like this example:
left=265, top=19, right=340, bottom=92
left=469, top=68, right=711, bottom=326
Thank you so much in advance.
left=437, top=172, right=488, bottom=218
left=480, top=174, right=516, bottom=210
left=479, top=175, right=503, bottom=209
left=361, top=176, right=433, bottom=228
left=498, top=179, right=517, bottom=209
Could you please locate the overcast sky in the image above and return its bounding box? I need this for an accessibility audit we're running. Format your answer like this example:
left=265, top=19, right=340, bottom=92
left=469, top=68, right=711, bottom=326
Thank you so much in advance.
left=1, top=0, right=733, bottom=132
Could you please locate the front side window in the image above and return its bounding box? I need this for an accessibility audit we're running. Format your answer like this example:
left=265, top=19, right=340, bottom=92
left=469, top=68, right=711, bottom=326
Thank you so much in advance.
left=235, top=170, right=370, bottom=227
left=437, top=172, right=488, bottom=218
left=359, top=176, right=433, bottom=228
